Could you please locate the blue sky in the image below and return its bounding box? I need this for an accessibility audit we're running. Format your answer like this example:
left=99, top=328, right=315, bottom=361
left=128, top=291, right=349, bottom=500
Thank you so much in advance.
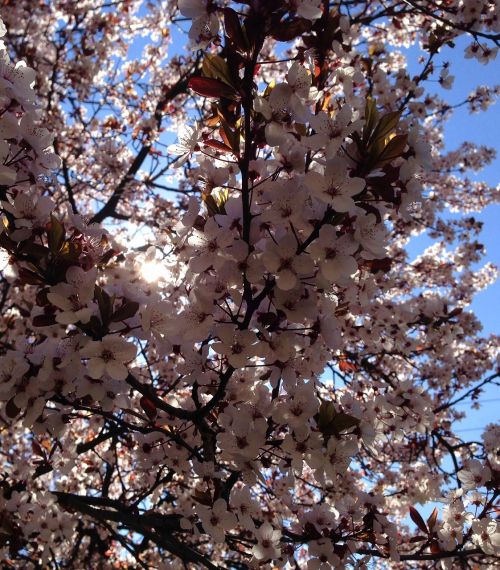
left=403, top=36, right=500, bottom=435
left=404, top=36, right=499, bottom=332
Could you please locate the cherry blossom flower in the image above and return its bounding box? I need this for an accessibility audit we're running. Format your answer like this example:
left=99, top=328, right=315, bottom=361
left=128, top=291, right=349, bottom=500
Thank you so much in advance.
left=471, top=518, right=500, bottom=555
left=178, top=0, right=219, bottom=45
left=262, top=233, right=315, bottom=290
left=309, top=225, right=359, bottom=283
left=230, top=486, right=259, bottom=530
left=140, top=300, right=173, bottom=338
left=286, top=61, right=314, bottom=100
left=188, top=217, right=234, bottom=273
left=252, top=522, right=281, bottom=561
left=47, top=267, right=97, bottom=325
left=257, top=65, right=314, bottom=140
left=19, top=115, right=61, bottom=170
left=80, top=335, right=137, bottom=381
left=273, top=381, right=320, bottom=430
left=0, top=352, right=29, bottom=399
left=2, top=191, right=54, bottom=240
left=304, top=158, right=365, bottom=212
left=168, top=122, right=201, bottom=166
left=464, top=42, right=498, bottom=64
left=0, top=5, right=498, bottom=569
left=457, top=460, right=492, bottom=490
left=212, top=325, right=261, bottom=368
left=354, top=212, right=388, bottom=259
left=196, top=499, right=237, bottom=543
left=307, top=539, right=342, bottom=570
left=292, top=0, right=323, bottom=20
left=0, top=58, right=36, bottom=109
left=307, top=106, right=357, bottom=157
left=259, top=179, right=311, bottom=230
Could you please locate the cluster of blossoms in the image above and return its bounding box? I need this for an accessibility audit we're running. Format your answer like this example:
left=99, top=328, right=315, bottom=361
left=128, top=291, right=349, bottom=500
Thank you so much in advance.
left=0, top=1, right=498, bottom=568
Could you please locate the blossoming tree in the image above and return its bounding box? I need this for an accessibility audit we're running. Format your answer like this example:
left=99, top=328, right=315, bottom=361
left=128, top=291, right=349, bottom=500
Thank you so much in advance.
left=0, top=0, right=499, bottom=568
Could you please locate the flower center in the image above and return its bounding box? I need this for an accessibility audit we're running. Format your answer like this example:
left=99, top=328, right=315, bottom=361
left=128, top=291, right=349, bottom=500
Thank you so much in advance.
left=101, top=349, right=114, bottom=362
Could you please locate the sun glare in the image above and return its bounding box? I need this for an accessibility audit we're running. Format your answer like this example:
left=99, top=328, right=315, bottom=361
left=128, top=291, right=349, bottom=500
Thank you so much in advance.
left=140, top=260, right=170, bottom=283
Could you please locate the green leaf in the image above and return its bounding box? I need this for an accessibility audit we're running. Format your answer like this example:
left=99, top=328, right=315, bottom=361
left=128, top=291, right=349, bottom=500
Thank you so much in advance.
left=47, top=215, right=65, bottom=254
left=111, top=300, right=140, bottom=322
left=370, top=111, right=401, bottom=145
left=375, top=134, right=408, bottom=167
left=203, top=189, right=229, bottom=217
left=202, top=55, right=235, bottom=88
left=317, top=402, right=360, bottom=436
left=318, top=401, right=336, bottom=430
left=363, top=97, right=379, bottom=141
left=95, top=286, right=114, bottom=325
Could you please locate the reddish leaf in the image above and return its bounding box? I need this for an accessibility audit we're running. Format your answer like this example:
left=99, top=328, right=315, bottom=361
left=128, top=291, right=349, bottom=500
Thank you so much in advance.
left=409, top=506, right=428, bottom=534
left=5, top=397, right=20, bottom=419
left=203, top=138, right=233, bottom=153
left=99, top=249, right=117, bottom=265
left=33, top=463, right=53, bottom=479
left=17, top=241, right=49, bottom=260
left=188, top=77, right=240, bottom=101
left=355, top=531, right=375, bottom=541
left=430, top=539, right=442, bottom=554
left=140, top=396, right=157, bottom=421
left=303, top=522, right=322, bottom=539
left=333, top=544, right=349, bottom=558
left=219, top=118, right=240, bottom=155
left=427, top=507, right=438, bottom=532
left=223, top=8, right=248, bottom=52
left=392, top=17, right=402, bottom=30
left=259, top=369, right=273, bottom=381
left=362, top=257, right=392, bottom=274
left=35, top=288, right=50, bottom=307
left=272, top=18, right=312, bottom=42
left=219, top=126, right=231, bottom=149
left=0, top=231, right=16, bottom=252
left=111, top=300, right=140, bottom=322
left=32, top=314, right=57, bottom=327
left=192, top=490, right=212, bottom=506
left=31, top=440, right=45, bottom=459
left=338, top=355, right=358, bottom=373
left=18, top=267, right=46, bottom=285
